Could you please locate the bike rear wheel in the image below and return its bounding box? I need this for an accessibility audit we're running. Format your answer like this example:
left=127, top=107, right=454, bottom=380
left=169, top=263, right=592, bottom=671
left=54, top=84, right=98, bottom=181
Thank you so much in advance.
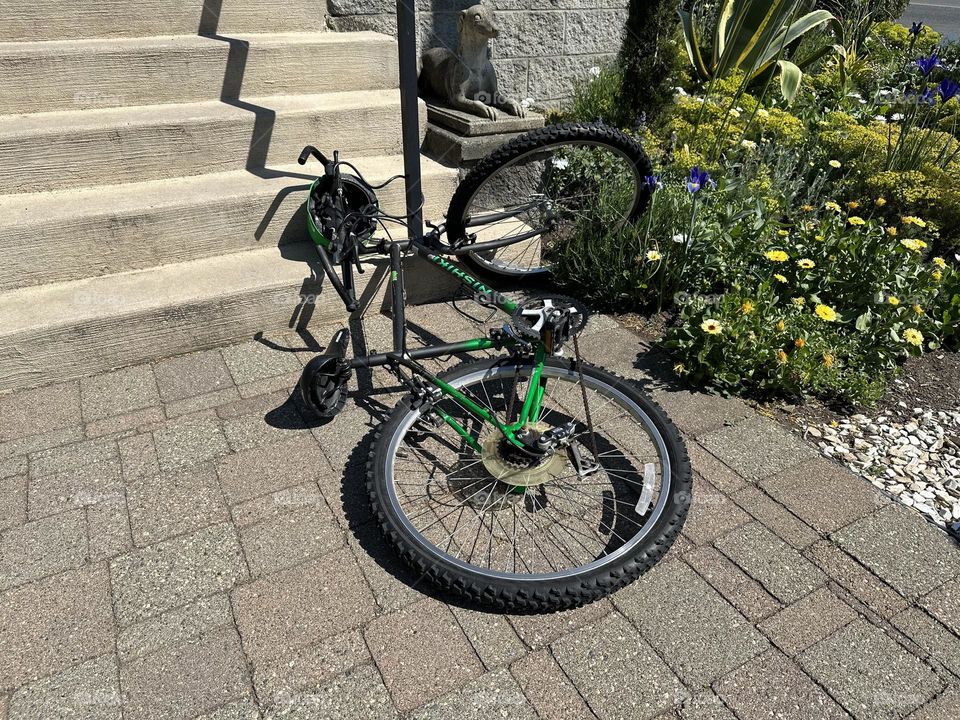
left=445, top=122, right=652, bottom=280
left=366, top=356, right=690, bottom=611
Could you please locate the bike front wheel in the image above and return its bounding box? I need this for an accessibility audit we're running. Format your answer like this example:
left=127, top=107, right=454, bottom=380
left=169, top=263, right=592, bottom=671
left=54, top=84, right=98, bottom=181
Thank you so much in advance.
left=444, top=122, right=653, bottom=280
left=366, top=356, right=690, bottom=612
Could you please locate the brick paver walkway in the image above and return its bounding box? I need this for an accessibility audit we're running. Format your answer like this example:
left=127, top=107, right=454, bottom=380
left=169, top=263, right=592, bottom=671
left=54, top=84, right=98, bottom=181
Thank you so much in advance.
left=0, top=301, right=958, bottom=720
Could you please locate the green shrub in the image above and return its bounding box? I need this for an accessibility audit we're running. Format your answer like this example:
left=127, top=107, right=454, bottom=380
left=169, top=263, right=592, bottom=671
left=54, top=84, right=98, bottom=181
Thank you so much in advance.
left=567, top=65, right=627, bottom=126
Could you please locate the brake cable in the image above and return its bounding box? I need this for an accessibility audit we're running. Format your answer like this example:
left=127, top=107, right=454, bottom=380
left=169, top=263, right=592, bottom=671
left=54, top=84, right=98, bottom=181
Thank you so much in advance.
left=572, top=334, right=601, bottom=467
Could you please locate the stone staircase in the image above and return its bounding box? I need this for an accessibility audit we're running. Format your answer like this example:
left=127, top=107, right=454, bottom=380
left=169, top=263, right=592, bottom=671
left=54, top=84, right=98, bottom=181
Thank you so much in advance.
left=0, top=0, right=458, bottom=393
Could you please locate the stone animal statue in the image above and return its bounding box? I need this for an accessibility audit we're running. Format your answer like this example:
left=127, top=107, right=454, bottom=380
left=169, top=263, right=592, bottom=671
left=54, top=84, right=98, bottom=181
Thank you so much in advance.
left=418, top=4, right=525, bottom=120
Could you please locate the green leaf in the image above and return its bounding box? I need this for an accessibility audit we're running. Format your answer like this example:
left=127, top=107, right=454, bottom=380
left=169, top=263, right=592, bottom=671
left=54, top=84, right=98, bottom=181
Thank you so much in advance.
left=777, top=60, right=803, bottom=102
left=855, top=311, right=872, bottom=331
left=757, top=10, right=837, bottom=70
left=678, top=9, right=711, bottom=81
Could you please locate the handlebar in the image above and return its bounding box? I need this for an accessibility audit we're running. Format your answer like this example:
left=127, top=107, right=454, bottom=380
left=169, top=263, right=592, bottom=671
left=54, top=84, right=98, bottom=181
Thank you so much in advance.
left=298, top=145, right=331, bottom=168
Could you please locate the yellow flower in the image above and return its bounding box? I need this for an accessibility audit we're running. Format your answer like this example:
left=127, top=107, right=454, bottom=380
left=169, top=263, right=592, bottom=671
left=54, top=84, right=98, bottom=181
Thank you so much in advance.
left=801, top=204, right=815, bottom=212
left=888, top=295, right=900, bottom=306
left=815, top=234, right=826, bottom=242
left=913, top=304, right=924, bottom=315
left=777, top=349, right=789, bottom=364
left=902, top=216, right=927, bottom=227
left=900, top=238, right=927, bottom=252
left=824, top=201, right=842, bottom=212
left=828, top=160, right=842, bottom=169
left=792, top=297, right=806, bottom=306
left=933, top=257, right=946, bottom=268
left=875, top=197, right=887, bottom=207
left=830, top=420, right=839, bottom=428
left=848, top=216, right=866, bottom=226
left=794, top=337, right=806, bottom=348
left=847, top=201, right=860, bottom=210
left=646, top=250, right=662, bottom=262
left=823, top=353, right=835, bottom=368
left=776, top=319, right=786, bottom=332
left=815, top=304, right=838, bottom=321
left=903, top=328, right=923, bottom=347
left=766, top=250, right=789, bottom=262
left=673, top=363, right=687, bottom=375
left=773, top=273, right=787, bottom=283
left=742, top=300, right=755, bottom=314
left=729, top=108, right=741, bottom=118
left=797, top=258, right=815, bottom=269
left=933, top=270, right=943, bottom=281
left=701, top=319, right=723, bottom=334
left=777, top=229, right=790, bottom=237
left=886, top=226, right=898, bottom=236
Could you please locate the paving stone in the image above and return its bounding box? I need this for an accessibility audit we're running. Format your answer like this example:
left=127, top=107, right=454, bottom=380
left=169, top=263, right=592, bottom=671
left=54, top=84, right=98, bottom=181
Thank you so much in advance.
left=365, top=597, right=484, bottom=712
left=194, top=698, right=261, bottom=720
left=510, top=650, right=597, bottom=720
left=121, top=626, right=251, bottom=720
left=234, top=483, right=344, bottom=577
left=216, top=436, right=329, bottom=505
left=804, top=540, right=908, bottom=619
left=0, top=456, right=27, bottom=481
left=904, top=687, right=960, bottom=719
left=232, top=549, right=376, bottom=665
left=116, top=593, right=233, bottom=663
left=7, top=654, right=121, bottom=720
left=410, top=667, right=537, bottom=720
left=758, top=586, right=858, bottom=656
left=685, top=442, right=748, bottom=494
left=451, top=606, right=527, bottom=670
left=0, top=564, right=115, bottom=690
left=891, top=608, right=960, bottom=677
left=214, top=389, right=293, bottom=422
left=699, top=416, right=817, bottom=480
left=0, top=426, right=85, bottom=465
left=165, top=388, right=242, bottom=420
left=344, top=519, right=427, bottom=611
left=152, top=413, right=230, bottom=472
left=87, top=494, right=133, bottom=561
left=731, top=485, right=819, bottom=549
left=833, top=505, right=960, bottom=599
left=154, top=350, right=236, bottom=402
left=0, top=475, right=26, bottom=532
left=28, top=437, right=118, bottom=479
left=919, top=579, right=960, bottom=636
left=28, top=457, right=125, bottom=523
left=716, top=648, right=848, bottom=720
left=684, top=546, right=782, bottom=622
left=0, top=509, right=88, bottom=591
left=613, top=560, right=768, bottom=686
left=110, top=522, right=248, bottom=627
left=678, top=691, right=737, bottom=720
left=221, top=341, right=302, bottom=388
left=253, top=628, right=370, bottom=707
left=761, top=458, right=883, bottom=533
left=681, top=474, right=750, bottom=546
left=650, top=388, right=751, bottom=438
left=0, top=381, right=81, bottom=444
left=552, top=612, right=687, bottom=720
left=80, top=365, right=160, bottom=422
left=716, top=522, right=826, bottom=604
left=263, top=663, right=397, bottom=720
left=126, top=463, right=228, bottom=546
left=799, top=619, right=943, bottom=720
left=507, top=598, right=613, bottom=650
left=118, top=433, right=160, bottom=483
left=85, top=405, right=166, bottom=439
left=221, top=408, right=312, bottom=453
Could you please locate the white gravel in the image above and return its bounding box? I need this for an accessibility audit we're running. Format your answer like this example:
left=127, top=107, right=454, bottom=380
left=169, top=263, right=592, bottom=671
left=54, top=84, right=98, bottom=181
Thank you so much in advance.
left=802, top=404, right=960, bottom=528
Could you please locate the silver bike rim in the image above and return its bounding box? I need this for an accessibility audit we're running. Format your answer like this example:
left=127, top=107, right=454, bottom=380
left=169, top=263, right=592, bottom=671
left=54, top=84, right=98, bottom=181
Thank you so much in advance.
left=382, top=363, right=672, bottom=582
left=463, top=140, right=642, bottom=276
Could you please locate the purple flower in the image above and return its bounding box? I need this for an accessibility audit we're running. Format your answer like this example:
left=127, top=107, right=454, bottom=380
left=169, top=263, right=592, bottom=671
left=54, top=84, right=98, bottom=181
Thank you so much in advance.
left=644, top=174, right=663, bottom=190
left=938, top=78, right=960, bottom=104
left=909, top=21, right=924, bottom=37
left=686, top=167, right=712, bottom=194
left=921, top=87, right=937, bottom=106
left=916, top=53, right=942, bottom=77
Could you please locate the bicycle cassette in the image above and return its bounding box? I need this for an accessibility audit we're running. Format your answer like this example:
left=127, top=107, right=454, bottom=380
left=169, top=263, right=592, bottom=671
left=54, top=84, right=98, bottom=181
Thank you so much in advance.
left=509, top=295, right=590, bottom=345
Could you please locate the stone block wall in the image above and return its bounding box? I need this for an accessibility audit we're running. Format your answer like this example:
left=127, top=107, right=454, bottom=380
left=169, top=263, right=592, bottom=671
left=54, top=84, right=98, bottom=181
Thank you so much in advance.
left=326, top=0, right=628, bottom=105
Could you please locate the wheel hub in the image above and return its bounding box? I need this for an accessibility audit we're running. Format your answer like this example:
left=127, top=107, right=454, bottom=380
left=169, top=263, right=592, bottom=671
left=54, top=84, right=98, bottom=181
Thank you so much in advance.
left=480, top=423, right=567, bottom=488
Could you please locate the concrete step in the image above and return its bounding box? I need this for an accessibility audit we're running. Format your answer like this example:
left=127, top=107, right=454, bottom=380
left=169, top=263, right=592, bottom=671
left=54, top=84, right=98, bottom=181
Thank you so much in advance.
left=0, top=0, right=325, bottom=42
left=0, top=155, right=458, bottom=291
left=0, top=32, right=399, bottom=115
left=0, top=234, right=461, bottom=393
left=0, top=90, right=424, bottom=194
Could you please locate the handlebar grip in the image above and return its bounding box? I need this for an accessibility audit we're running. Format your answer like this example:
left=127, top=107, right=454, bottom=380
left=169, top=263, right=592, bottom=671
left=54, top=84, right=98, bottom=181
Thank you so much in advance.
left=298, top=146, right=317, bottom=166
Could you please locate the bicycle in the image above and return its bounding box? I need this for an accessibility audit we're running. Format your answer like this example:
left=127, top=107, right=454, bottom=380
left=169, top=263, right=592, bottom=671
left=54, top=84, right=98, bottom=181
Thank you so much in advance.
left=297, top=121, right=691, bottom=611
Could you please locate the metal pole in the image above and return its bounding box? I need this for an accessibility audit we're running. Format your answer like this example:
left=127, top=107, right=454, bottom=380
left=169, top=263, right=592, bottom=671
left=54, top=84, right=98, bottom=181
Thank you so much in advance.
left=395, top=0, right=424, bottom=237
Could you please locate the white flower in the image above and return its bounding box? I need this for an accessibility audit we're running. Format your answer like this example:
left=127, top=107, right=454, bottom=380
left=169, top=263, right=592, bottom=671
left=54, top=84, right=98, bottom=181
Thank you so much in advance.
left=740, top=139, right=757, bottom=150
left=589, top=66, right=601, bottom=78
left=552, top=157, right=569, bottom=170
left=757, top=108, right=769, bottom=118
left=728, top=108, right=741, bottom=118
left=521, top=97, right=534, bottom=109
left=873, top=115, right=887, bottom=123
left=879, top=89, right=892, bottom=97
left=674, top=86, right=688, bottom=96
left=672, top=233, right=687, bottom=244
left=892, top=112, right=904, bottom=121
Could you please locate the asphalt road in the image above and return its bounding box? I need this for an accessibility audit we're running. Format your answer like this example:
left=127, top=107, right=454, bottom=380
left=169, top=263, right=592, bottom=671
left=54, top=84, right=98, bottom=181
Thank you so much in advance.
left=900, top=0, right=960, bottom=40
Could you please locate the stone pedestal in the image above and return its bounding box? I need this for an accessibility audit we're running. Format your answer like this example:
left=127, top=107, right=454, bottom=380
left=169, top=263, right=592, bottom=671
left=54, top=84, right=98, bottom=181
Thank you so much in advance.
left=422, top=103, right=545, bottom=170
